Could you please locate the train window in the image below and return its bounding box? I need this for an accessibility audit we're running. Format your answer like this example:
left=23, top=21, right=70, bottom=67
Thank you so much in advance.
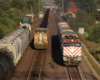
left=35, top=31, right=39, bottom=33
left=70, top=43, right=75, bottom=46
left=35, top=29, right=47, bottom=33
left=75, top=43, right=81, bottom=47
left=64, top=43, right=69, bottom=46
left=64, top=43, right=81, bottom=47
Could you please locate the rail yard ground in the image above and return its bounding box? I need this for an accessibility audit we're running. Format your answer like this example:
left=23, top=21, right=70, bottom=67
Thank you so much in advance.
left=9, top=10, right=97, bottom=80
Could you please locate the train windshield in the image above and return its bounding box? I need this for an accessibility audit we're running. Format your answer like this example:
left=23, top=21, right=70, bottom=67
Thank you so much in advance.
left=35, top=29, right=47, bottom=33
left=64, top=43, right=81, bottom=47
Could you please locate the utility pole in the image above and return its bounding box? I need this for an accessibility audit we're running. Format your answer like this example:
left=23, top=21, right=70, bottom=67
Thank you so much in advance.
left=62, top=0, right=64, bottom=13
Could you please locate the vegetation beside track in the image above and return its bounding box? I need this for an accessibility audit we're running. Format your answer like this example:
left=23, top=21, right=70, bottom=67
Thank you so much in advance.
left=0, top=0, right=43, bottom=39
left=49, top=59, right=55, bottom=68
left=76, top=32, right=100, bottom=77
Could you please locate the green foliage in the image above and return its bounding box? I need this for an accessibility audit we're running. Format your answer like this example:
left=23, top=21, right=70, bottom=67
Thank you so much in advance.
left=96, top=11, right=100, bottom=20
left=68, top=10, right=95, bottom=33
left=0, top=0, right=43, bottom=38
left=11, top=0, right=23, bottom=9
left=88, top=25, right=100, bottom=43
left=0, top=24, right=8, bottom=38
left=76, top=10, right=95, bottom=26
left=97, top=0, right=100, bottom=4
left=0, top=27, right=4, bottom=39
left=49, top=59, right=55, bottom=68
left=55, top=0, right=96, bottom=17
left=55, top=0, right=62, bottom=7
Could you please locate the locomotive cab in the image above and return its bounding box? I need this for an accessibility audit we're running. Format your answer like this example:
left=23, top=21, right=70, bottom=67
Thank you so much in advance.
left=62, top=36, right=82, bottom=66
left=34, top=28, right=48, bottom=49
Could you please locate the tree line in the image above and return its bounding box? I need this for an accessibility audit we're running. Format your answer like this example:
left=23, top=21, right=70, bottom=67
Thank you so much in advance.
left=55, top=0, right=100, bottom=43
left=55, top=0, right=100, bottom=65
left=0, top=0, right=43, bottom=39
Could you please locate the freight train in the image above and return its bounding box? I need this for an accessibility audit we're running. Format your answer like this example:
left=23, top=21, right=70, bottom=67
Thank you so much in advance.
left=21, top=13, right=34, bottom=25
left=33, top=28, right=48, bottom=49
left=33, top=9, right=50, bottom=49
left=0, top=23, right=31, bottom=80
left=57, top=22, right=82, bottom=66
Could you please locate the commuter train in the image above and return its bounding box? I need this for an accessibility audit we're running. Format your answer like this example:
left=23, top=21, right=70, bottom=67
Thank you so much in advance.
left=0, top=23, right=31, bottom=80
left=33, top=28, right=48, bottom=49
left=57, top=22, right=82, bottom=66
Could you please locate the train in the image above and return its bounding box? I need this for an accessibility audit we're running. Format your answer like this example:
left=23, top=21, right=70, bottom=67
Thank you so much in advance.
left=39, top=11, right=44, bottom=19
left=57, top=22, right=82, bottom=66
left=33, top=9, right=50, bottom=49
left=0, top=23, right=31, bottom=80
left=33, top=28, right=48, bottom=49
left=25, top=13, right=34, bottom=24
left=20, top=13, right=34, bottom=25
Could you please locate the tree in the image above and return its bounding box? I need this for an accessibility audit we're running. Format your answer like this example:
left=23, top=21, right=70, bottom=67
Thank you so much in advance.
left=0, top=28, right=4, bottom=39
left=12, top=0, right=23, bottom=9
left=88, top=25, right=100, bottom=43
left=76, top=10, right=95, bottom=26
left=96, top=11, right=100, bottom=20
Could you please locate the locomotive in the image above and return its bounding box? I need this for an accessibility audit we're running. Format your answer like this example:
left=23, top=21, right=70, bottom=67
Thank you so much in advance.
left=0, top=23, right=31, bottom=80
left=33, top=28, right=48, bottom=49
left=57, top=22, right=82, bottom=66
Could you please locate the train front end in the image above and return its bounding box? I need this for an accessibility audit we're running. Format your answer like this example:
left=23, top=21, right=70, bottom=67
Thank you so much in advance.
left=62, top=36, right=82, bottom=66
left=34, top=28, right=48, bottom=49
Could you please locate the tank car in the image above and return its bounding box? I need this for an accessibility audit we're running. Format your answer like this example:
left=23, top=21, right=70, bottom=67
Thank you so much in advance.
left=57, top=22, right=82, bottom=66
left=34, top=28, right=48, bottom=49
left=0, top=23, right=31, bottom=80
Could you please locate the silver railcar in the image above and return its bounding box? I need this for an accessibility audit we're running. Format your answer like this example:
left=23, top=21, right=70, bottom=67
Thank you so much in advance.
left=0, top=23, right=31, bottom=80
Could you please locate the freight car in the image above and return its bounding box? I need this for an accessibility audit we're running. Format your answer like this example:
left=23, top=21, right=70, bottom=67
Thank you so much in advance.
left=34, top=28, right=48, bottom=49
left=22, top=17, right=31, bottom=24
left=0, top=23, right=31, bottom=80
left=25, top=13, right=34, bottom=23
left=57, top=22, right=82, bottom=66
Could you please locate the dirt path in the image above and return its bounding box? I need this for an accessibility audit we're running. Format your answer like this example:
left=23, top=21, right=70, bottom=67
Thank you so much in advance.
left=43, top=11, right=67, bottom=80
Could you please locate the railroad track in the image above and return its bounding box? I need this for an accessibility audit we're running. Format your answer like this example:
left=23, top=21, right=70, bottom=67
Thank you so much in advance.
left=66, top=66, right=85, bottom=80
left=27, top=50, right=46, bottom=80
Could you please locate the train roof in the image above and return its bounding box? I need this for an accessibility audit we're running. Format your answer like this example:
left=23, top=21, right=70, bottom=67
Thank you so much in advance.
left=34, top=28, right=48, bottom=33
left=0, top=29, right=28, bottom=43
left=58, top=22, right=78, bottom=38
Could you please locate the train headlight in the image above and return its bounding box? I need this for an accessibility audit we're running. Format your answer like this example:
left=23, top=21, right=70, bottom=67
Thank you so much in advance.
left=45, top=41, right=48, bottom=43
left=77, top=57, right=81, bottom=61
left=71, top=39, right=74, bottom=42
left=34, top=41, right=37, bottom=43
left=63, top=57, right=68, bottom=61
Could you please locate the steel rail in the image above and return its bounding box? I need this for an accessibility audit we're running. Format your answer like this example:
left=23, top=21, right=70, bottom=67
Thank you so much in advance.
left=27, top=50, right=45, bottom=80
left=76, top=67, right=83, bottom=80
left=67, top=67, right=72, bottom=80
left=27, top=53, right=37, bottom=80
left=38, top=50, right=44, bottom=80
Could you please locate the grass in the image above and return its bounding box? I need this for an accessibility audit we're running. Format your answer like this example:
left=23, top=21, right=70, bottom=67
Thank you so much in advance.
left=82, top=51, right=93, bottom=74
left=49, top=59, right=55, bottom=68
left=75, top=32, right=100, bottom=76
left=82, top=44, right=100, bottom=75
